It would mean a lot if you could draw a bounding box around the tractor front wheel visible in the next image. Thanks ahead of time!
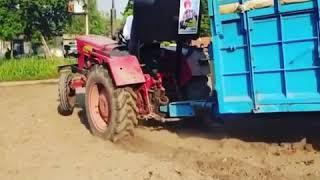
[85,65,138,142]
[58,70,76,116]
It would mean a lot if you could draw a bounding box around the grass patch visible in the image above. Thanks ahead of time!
[0,57,75,82]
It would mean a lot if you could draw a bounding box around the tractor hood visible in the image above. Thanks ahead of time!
[76,35,118,50]
[76,35,125,57]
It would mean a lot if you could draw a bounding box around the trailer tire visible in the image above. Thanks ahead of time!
[58,70,76,116]
[85,65,138,142]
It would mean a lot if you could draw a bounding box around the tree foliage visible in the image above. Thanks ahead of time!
[65,0,109,35]
[0,0,25,40]
[0,0,109,42]
[88,0,109,35]
[0,0,69,42]
[122,0,133,18]
[199,0,211,37]
[22,0,70,42]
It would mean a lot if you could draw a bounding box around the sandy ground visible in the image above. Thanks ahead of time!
[0,84,320,180]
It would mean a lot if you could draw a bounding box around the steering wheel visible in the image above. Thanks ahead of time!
[118,31,129,46]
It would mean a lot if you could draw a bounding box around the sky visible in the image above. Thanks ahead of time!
[97,0,129,17]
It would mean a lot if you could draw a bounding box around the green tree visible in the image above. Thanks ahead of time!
[0,0,25,58]
[65,0,109,35]
[200,0,211,37]
[0,0,70,58]
[122,0,133,18]
[20,0,70,42]
[0,0,25,41]
[88,0,109,35]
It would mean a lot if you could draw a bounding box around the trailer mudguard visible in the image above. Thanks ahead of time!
[107,55,146,87]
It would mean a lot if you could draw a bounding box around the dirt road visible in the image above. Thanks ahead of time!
[1,84,320,180]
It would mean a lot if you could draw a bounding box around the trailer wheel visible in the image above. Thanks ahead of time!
[85,65,138,142]
[58,70,76,116]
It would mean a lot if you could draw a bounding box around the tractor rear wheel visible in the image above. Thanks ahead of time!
[85,65,138,142]
[58,69,76,116]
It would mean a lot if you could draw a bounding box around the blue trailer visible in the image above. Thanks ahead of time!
[163,0,320,117]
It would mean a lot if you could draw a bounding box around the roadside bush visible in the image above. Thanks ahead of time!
[0,57,75,82]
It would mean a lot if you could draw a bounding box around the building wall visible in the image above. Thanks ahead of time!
[0,40,11,58]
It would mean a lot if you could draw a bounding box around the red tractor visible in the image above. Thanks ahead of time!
[58,0,211,142]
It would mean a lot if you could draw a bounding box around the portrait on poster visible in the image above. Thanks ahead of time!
[178,0,200,35]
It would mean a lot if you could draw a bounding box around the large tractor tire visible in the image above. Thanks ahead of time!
[58,69,76,116]
[85,65,138,142]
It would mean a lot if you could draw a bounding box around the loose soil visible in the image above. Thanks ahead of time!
[0,84,320,180]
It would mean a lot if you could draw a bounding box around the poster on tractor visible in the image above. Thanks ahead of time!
[178,0,201,35]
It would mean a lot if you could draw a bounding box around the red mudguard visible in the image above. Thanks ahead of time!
[107,55,145,87]
[76,35,145,87]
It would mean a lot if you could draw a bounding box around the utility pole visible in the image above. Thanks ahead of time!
[85,0,89,35]
[110,0,116,37]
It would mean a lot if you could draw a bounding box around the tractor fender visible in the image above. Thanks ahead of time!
[107,55,145,87]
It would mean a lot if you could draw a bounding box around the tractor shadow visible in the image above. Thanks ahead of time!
[75,92,91,131]
[73,90,320,151]
[78,109,91,131]
[56,90,90,131]
[141,113,320,151]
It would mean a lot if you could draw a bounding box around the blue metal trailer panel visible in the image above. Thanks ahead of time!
[208,0,320,114]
